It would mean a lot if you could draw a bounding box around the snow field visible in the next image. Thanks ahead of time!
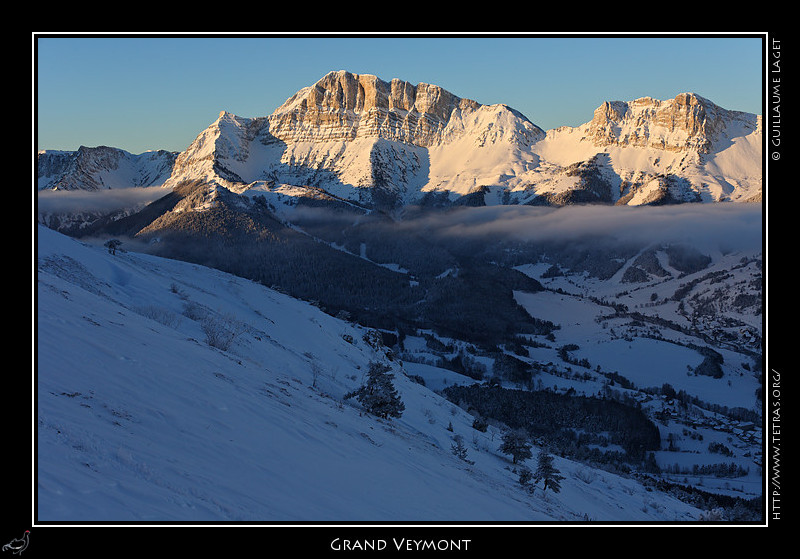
[36,225,703,522]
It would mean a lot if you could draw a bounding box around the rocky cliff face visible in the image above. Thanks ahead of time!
[163,71,548,208]
[586,93,760,154]
[267,70,486,146]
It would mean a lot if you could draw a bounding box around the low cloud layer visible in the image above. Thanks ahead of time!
[37,186,169,215]
[412,203,763,252]
[37,184,763,257]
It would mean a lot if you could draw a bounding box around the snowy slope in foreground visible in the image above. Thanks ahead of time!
[36,225,702,522]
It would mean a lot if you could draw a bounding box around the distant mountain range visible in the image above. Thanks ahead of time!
[37,70,762,218]
[37,145,177,191]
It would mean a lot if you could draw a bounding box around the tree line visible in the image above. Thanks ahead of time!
[443,383,662,470]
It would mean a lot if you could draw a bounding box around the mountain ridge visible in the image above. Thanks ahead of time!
[37,146,177,191]
[37,70,762,213]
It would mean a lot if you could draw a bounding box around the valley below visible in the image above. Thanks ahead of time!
[36,196,764,523]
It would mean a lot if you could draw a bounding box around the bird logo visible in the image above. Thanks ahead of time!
[2,531,29,555]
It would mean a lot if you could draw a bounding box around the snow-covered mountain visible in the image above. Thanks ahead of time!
[159,70,545,210]
[36,147,179,235]
[36,224,707,522]
[160,71,761,210]
[37,146,177,191]
[37,70,762,216]
[530,94,762,205]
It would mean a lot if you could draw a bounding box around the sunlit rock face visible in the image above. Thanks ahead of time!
[586,93,760,154]
[163,71,548,207]
[266,70,490,146]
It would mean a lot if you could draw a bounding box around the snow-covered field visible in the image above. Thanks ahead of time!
[36,225,709,524]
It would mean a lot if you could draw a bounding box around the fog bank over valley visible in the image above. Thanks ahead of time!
[37,186,168,215]
[294,202,763,255]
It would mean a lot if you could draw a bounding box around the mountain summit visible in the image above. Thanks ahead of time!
[269,70,501,145]
[585,93,758,154]
[163,70,547,208]
[38,71,762,211]
[531,92,762,205]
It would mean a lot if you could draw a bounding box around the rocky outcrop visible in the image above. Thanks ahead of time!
[586,93,756,154]
[266,70,488,146]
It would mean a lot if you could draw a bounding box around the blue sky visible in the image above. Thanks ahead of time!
[35,34,764,154]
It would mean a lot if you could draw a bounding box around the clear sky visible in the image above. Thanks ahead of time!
[35,33,765,155]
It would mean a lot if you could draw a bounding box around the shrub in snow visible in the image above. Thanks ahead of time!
[518,465,534,492]
[201,314,244,351]
[451,434,473,464]
[135,305,181,329]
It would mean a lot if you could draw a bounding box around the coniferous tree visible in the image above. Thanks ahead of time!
[518,465,534,492]
[499,429,533,464]
[451,435,472,463]
[344,361,405,419]
[535,450,565,493]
